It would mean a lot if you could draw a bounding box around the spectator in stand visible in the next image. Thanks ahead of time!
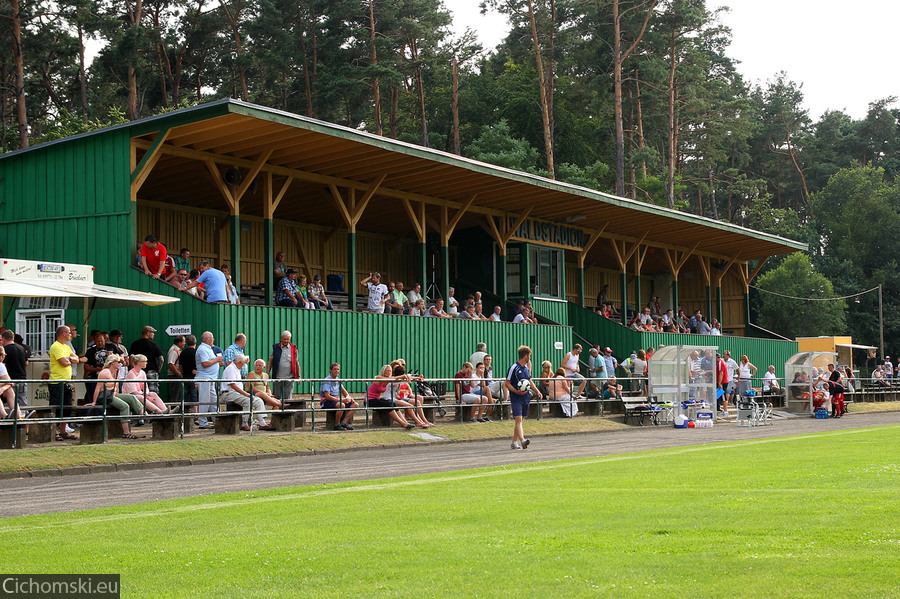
[0,346,22,419]
[319,362,358,430]
[220,354,272,431]
[195,331,223,429]
[455,361,491,422]
[536,360,553,399]
[473,302,488,320]
[469,342,488,369]
[884,356,893,382]
[139,235,169,280]
[426,299,451,318]
[170,268,189,290]
[446,287,459,316]
[109,330,128,356]
[162,255,179,284]
[0,330,28,412]
[273,251,287,287]
[386,362,433,427]
[601,377,623,400]
[510,300,525,321]
[406,282,423,307]
[549,368,578,417]
[297,274,315,308]
[174,248,191,274]
[247,358,284,409]
[602,347,618,382]
[505,345,542,450]
[83,331,117,406]
[482,354,506,401]
[597,284,609,309]
[763,365,780,394]
[587,347,607,395]
[696,315,711,335]
[491,305,503,321]
[178,335,198,411]
[308,274,334,310]
[184,261,228,303]
[49,326,81,440]
[842,366,855,392]
[275,269,303,307]
[383,281,404,315]
[123,354,169,414]
[220,264,240,305]
[561,343,587,398]
[471,362,496,421]
[688,350,703,400]
[166,335,185,405]
[709,318,722,335]
[688,310,702,333]
[457,304,479,320]
[87,354,145,439]
[513,307,535,324]
[360,272,388,313]
[736,355,758,398]
[394,282,411,314]
[267,331,300,404]
[183,269,205,299]
[410,299,426,316]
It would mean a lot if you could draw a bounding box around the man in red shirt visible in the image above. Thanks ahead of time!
[716,352,730,416]
[140,235,168,280]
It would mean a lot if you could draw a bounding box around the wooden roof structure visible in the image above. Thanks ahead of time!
[25,99,807,280]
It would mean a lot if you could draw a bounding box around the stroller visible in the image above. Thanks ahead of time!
[410,370,447,418]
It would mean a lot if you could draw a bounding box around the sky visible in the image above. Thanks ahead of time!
[443,0,900,121]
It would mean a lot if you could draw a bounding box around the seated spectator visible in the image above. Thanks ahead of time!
[473,301,487,320]
[457,304,478,320]
[386,362,433,427]
[409,298,426,316]
[221,354,272,431]
[383,281,404,315]
[426,299,451,318]
[367,364,428,428]
[491,305,503,321]
[471,362,495,421]
[247,359,284,409]
[122,354,168,414]
[842,366,855,392]
[482,354,507,401]
[276,269,305,307]
[394,282,411,313]
[184,269,205,299]
[549,368,578,417]
[225,273,240,305]
[139,234,168,280]
[0,346,22,419]
[513,307,535,324]
[695,315,711,335]
[296,274,316,309]
[601,377,623,400]
[710,319,723,335]
[454,361,490,422]
[174,248,191,273]
[360,272,388,313]
[87,354,144,438]
[464,294,476,309]
[307,274,334,310]
[510,300,525,321]
[170,267,189,290]
[873,365,889,387]
[561,343,587,398]
[763,365,780,393]
[537,360,553,398]
[406,282,423,307]
[162,255,178,283]
[320,362,358,430]
[446,287,460,316]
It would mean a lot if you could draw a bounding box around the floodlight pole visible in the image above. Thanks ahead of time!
[879,283,884,361]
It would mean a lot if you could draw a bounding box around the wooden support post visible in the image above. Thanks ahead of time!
[230,214,241,289]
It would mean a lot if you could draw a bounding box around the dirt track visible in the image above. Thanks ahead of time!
[2,411,898,518]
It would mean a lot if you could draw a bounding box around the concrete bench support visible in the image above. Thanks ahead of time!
[0,423,26,449]
[270,412,295,432]
[214,413,241,434]
[27,422,53,444]
[153,417,177,440]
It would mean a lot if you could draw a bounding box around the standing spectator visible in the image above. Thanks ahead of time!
[504,345,543,450]
[129,326,164,393]
[223,333,249,378]
[273,251,287,288]
[360,272,388,313]
[167,335,185,405]
[587,347,606,395]
[320,362,358,431]
[83,331,116,406]
[0,330,28,411]
[561,343,587,398]
[383,281,404,314]
[470,342,488,369]
[275,269,304,307]
[108,330,127,357]
[446,287,459,316]
[63,324,86,380]
[723,350,738,407]
[406,282,423,307]
[482,354,506,401]
[688,350,703,400]
[184,261,228,303]
[178,335,198,410]
[223,270,240,305]
[716,352,730,416]
[884,356,893,383]
[596,284,609,308]
[195,331,223,429]
[140,235,168,280]
[220,354,272,431]
[602,347,618,382]
[736,355,758,398]
[174,248,191,274]
[395,282,411,313]
[308,274,334,310]
[688,310,702,333]
[267,331,300,404]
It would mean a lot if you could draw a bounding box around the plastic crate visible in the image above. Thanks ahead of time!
[815,407,829,419]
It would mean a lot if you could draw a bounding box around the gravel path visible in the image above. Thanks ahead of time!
[2,411,898,518]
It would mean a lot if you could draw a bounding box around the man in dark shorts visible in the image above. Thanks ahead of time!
[0,330,28,410]
[319,362,358,431]
[178,335,199,410]
[504,345,543,450]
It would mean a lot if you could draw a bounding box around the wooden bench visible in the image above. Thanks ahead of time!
[622,396,654,426]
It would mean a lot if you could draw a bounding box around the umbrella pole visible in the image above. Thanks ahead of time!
[82,297,98,354]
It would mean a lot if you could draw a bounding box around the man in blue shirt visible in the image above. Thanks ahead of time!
[185,261,228,303]
[195,331,224,429]
[504,345,543,450]
[223,333,249,377]
[319,362,358,431]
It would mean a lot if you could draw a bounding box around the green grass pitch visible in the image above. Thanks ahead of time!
[3,425,898,598]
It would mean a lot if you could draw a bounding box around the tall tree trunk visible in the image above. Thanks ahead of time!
[369,0,381,135]
[526,0,554,178]
[627,86,636,198]
[124,0,144,120]
[10,0,29,148]
[219,0,248,101]
[709,165,718,220]
[666,27,677,209]
[389,86,399,138]
[77,20,88,121]
[407,37,428,146]
[612,0,655,196]
[635,68,647,179]
[452,57,460,155]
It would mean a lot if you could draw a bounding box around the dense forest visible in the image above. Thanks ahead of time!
[2,0,900,351]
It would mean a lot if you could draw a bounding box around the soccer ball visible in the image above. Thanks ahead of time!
[517,379,531,392]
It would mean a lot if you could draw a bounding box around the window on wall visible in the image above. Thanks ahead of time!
[506,246,521,296]
[15,309,65,355]
[529,246,562,297]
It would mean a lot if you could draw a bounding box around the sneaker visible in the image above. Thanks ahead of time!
[511,441,522,450]
[65,425,75,434]
[334,425,344,431]
[480,417,492,423]
[522,438,530,449]
[468,418,479,423]
[341,422,354,431]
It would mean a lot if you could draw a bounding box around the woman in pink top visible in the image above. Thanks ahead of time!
[366,364,428,428]
[123,354,168,414]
